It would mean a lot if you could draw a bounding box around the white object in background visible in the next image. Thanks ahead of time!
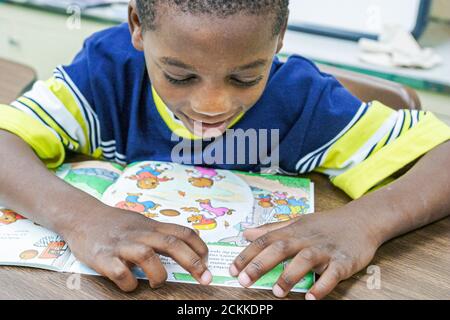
[288,0,424,37]
[358,25,442,69]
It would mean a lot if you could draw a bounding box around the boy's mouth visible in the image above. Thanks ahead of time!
[179,112,239,138]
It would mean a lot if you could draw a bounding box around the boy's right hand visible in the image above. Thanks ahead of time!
[61,206,211,291]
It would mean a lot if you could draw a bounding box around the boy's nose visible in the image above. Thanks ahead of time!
[191,88,234,117]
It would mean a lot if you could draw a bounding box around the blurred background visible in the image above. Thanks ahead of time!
[0,0,449,123]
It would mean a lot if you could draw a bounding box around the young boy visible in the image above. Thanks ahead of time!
[0,0,449,300]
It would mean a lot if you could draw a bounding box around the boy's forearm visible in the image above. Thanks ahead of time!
[344,141,450,247]
[0,130,106,236]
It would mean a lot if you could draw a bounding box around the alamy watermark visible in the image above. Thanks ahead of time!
[366,265,382,290]
[170,125,280,171]
[66,273,82,290]
[66,5,82,30]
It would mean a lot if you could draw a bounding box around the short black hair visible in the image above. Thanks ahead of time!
[136,0,290,36]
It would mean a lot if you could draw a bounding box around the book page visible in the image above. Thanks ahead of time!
[0,208,71,271]
[0,161,124,272]
[100,163,314,292]
[101,161,255,244]
[54,161,124,200]
[1,160,315,292]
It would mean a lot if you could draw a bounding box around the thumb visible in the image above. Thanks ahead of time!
[243,218,300,241]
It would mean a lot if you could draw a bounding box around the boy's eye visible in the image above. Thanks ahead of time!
[164,73,197,85]
[229,76,264,88]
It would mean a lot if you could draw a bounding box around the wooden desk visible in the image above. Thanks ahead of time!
[0,58,36,103]
[0,173,449,300]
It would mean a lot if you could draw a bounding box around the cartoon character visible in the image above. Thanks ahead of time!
[187,214,217,230]
[196,199,235,218]
[271,199,293,221]
[186,167,225,188]
[127,163,173,189]
[287,197,309,215]
[257,194,273,208]
[34,236,67,259]
[115,193,160,217]
[0,209,26,225]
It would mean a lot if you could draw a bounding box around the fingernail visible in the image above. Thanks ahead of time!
[238,272,252,287]
[272,284,286,298]
[200,270,212,285]
[229,264,239,277]
[305,292,316,300]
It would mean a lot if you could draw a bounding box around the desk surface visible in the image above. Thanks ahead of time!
[1,173,449,300]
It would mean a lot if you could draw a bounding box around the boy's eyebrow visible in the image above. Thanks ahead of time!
[160,57,197,71]
[159,57,268,72]
[231,59,268,72]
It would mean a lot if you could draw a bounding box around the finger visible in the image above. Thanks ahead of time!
[313,263,329,275]
[306,262,348,300]
[138,233,212,285]
[156,223,209,262]
[94,256,138,292]
[243,218,300,241]
[231,231,294,277]
[236,240,297,288]
[118,244,167,289]
[272,248,329,298]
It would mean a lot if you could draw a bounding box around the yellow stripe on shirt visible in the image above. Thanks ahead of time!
[332,112,450,199]
[45,78,91,154]
[0,104,65,168]
[16,96,79,151]
[317,101,394,172]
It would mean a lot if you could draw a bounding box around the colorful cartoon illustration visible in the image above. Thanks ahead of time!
[160,209,181,217]
[181,207,201,213]
[196,199,235,218]
[57,163,122,198]
[115,193,161,217]
[0,209,26,225]
[19,249,39,260]
[257,194,274,208]
[252,190,310,222]
[186,167,225,188]
[127,163,173,189]
[187,214,217,230]
[288,197,309,214]
[178,190,186,197]
[34,236,67,259]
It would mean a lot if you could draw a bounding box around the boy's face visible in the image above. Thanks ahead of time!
[129,2,286,138]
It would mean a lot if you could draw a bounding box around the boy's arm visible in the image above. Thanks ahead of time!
[0,130,211,290]
[231,141,450,300]
[233,140,450,299]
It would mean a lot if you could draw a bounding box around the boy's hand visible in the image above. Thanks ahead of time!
[229,210,378,300]
[62,207,211,292]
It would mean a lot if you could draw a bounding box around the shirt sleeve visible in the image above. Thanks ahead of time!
[0,68,102,168]
[300,101,450,199]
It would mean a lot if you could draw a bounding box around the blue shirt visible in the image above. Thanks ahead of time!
[2,23,449,199]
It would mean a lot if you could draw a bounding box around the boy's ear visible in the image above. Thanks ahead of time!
[128,0,144,51]
[276,15,289,54]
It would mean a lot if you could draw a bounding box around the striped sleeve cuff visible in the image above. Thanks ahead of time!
[331,109,450,199]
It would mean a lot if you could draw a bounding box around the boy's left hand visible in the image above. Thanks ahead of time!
[229,210,379,300]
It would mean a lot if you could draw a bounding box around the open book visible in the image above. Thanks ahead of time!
[0,160,314,292]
